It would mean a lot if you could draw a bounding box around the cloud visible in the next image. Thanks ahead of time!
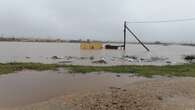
[0,0,195,42]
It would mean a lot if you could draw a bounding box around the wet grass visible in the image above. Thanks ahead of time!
[0,63,59,75]
[0,63,195,77]
[67,64,195,77]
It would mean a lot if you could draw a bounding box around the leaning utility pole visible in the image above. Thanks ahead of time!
[123,21,150,52]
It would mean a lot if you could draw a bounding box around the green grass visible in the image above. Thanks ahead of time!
[0,62,59,75]
[0,62,195,77]
[66,64,195,77]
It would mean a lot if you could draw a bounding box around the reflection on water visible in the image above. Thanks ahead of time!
[0,42,194,65]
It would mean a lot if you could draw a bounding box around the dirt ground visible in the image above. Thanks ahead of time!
[8,77,195,110]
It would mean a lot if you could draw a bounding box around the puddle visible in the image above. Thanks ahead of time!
[0,70,146,108]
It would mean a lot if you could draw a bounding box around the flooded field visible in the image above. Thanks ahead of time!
[0,42,194,65]
[0,42,195,110]
[0,69,146,109]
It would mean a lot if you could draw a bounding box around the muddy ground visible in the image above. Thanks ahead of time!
[8,77,195,110]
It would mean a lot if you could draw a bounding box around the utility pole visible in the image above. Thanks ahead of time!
[123,21,127,50]
[124,21,150,52]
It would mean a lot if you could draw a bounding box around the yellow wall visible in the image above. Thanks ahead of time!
[80,42,103,49]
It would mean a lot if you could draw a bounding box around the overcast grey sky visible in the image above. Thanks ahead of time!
[0,0,195,42]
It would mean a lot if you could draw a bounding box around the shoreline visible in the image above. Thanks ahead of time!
[0,62,195,77]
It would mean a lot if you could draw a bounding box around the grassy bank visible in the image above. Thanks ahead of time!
[0,63,59,75]
[0,63,195,77]
[69,64,195,77]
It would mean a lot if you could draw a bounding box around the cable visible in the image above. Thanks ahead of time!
[126,18,195,23]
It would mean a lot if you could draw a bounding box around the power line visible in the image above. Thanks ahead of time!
[127,18,195,23]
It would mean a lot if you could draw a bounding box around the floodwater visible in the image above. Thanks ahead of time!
[0,42,195,65]
[0,69,146,108]
[0,42,194,109]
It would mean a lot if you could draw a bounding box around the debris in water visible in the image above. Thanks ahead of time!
[127,58,135,62]
[105,44,122,50]
[89,56,94,60]
[92,58,107,64]
[123,55,138,60]
[116,75,121,77]
[51,56,63,60]
[65,56,78,60]
[184,55,195,63]
[150,57,168,62]
[25,57,31,59]
[80,57,88,60]
[58,61,72,64]
[122,55,139,62]
[166,61,172,64]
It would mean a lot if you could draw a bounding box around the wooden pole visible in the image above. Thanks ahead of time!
[125,25,150,52]
[123,21,127,50]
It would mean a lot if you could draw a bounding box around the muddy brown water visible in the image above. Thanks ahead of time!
[0,69,146,109]
[0,42,195,65]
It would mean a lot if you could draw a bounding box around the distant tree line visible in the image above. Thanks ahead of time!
[0,37,66,43]
[0,37,194,46]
